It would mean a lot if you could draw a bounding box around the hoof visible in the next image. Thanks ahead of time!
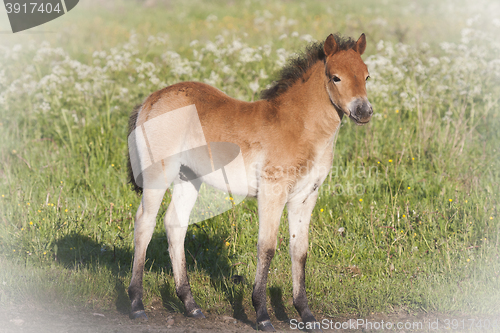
[187,308,206,319]
[257,320,276,332]
[129,310,148,320]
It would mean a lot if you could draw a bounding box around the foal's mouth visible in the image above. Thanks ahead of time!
[349,113,371,125]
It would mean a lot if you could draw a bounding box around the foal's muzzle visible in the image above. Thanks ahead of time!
[348,98,373,125]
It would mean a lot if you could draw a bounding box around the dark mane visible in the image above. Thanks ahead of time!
[260,34,357,100]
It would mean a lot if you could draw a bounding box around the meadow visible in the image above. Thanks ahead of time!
[0,0,499,324]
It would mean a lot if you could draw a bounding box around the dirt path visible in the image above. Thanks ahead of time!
[1,303,499,332]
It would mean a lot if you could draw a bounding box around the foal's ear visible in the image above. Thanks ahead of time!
[353,33,367,55]
[324,34,338,57]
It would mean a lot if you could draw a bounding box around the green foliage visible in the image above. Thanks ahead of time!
[0,0,499,318]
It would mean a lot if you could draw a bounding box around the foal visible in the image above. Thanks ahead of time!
[127,33,372,331]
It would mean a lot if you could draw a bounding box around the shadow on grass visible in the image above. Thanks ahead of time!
[54,225,255,324]
[269,287,290,323]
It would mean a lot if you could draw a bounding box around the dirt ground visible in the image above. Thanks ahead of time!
[1,302,499,333]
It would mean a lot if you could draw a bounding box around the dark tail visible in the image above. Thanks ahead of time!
[127,104,143,194]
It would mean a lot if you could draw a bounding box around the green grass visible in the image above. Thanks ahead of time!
[1,0,500,320]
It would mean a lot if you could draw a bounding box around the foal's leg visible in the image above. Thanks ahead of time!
[287,191,321,331]
[165,180,205,318]
[129,162,178,319]
[252,182,288,332]
[128,187,167,319]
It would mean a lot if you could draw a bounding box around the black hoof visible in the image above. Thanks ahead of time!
[129,310,148,320]
[257,320,276,332]
[187,308,206,319]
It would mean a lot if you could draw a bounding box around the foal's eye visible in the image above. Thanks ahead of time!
[332,75,341,83]
[366,76,370,81]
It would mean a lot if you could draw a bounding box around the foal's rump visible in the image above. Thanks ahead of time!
[127,83,250,225]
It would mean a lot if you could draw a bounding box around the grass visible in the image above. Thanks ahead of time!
[1,0,500,321]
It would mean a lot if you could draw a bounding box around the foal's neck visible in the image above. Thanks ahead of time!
[273,61,342,141]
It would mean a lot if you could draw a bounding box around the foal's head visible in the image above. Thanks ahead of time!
[324,34,373,125]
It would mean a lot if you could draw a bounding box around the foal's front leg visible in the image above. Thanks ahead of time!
[288,190,321,331]
[252,181,288,332]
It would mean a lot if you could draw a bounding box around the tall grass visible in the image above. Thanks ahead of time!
[0,0,499,319]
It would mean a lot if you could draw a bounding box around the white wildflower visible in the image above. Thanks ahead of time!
[204,71,220,86]
[249,80,260,93]
[300,34,314,43]
[206,14,218,22]
[259,69,268,79]
[276,48,288,67]
[376,40,384,51]
[428,57,439,67]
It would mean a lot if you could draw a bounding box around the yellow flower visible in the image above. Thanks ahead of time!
[377,161,380,164]
[407,187,411,190]
[320,208,324,212]
[489,217,493,220]
[388,159,393,163]
[466,258,470,262]
[414,233,416,237]
[13,249,15,252]
[359,199,363,202]
[399,127,402,130]
[465,200,468,203]
[111,164,114,167]
[402,214,406,218]
[21,228,24,231]
[29,221,33,225]
[225,242,230,247]
[43,251,46,255]
[449,199,453,202]
[27,202,30,205]
[12,149,16,154]
[1,195,4,197]
[38,210,41,213]
[395,109,399,113]
[412,157,415,160]
[65,209,68,212]
[232,223,235,226]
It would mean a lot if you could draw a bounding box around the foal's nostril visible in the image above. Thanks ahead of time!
[349,99,372,121]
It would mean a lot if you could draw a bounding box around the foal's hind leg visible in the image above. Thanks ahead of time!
[128,162,178,319]
[287,191,321,332]
[164,180,205,318]
[128,187,167,319]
